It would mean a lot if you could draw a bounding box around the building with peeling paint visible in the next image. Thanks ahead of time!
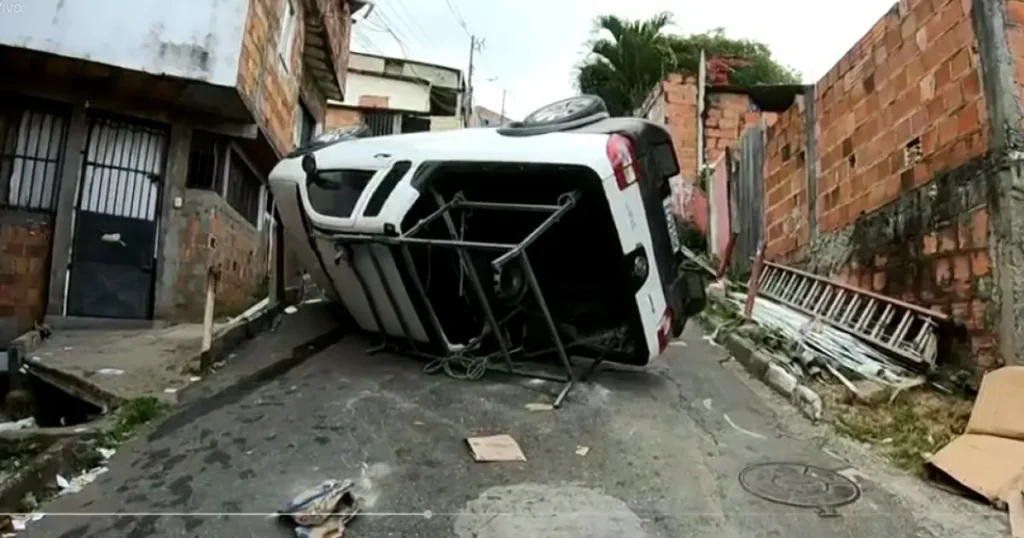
[0,0,366,347]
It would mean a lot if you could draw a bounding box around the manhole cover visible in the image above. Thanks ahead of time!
[738,463,861,515]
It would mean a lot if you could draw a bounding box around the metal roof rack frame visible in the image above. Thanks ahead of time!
[311,188,618,408]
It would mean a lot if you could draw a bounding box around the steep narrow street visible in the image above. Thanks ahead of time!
[22,320,1002,538]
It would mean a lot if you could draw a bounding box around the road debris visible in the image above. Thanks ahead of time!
[724,291,923,390]
[466,434,526,462]
[95,368,123,376]
[525,403,554,411]
[575,445,590,456]
[279,479,360,538]
[56,466,109,495]
[285,305,299,315]
[0,417,35,432]
[929,366,1024,534]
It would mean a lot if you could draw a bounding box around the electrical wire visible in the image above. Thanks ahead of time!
[443,0,471,36]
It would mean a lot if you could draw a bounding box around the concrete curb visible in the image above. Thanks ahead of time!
[14,302,286,411]
[699,316,824,421]
[152,325,348,440]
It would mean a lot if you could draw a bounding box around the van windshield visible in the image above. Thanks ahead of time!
[306,169,374,218]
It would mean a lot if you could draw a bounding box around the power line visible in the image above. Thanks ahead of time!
[375,3,433,56]
[444,0,471,36]
[387,0,436,51]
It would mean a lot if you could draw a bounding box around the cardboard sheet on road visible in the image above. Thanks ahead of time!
[929,366,1024,536]
[466,435,526,462]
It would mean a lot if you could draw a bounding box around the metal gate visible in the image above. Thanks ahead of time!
[65,114,168,319]
[728,123,765,276]
[0,96,70,345]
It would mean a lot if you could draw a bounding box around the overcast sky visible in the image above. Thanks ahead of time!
[352,0,897,120]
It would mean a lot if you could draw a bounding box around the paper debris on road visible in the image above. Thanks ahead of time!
[929,366,1024,534]
[10,513,44,531]
[466,434,526,462]
[279,479,359,538]
[56,467,109,495]
[575,445,590,457]
[525,402,554,411]
[95,368,123,375]
[285,305,299,314]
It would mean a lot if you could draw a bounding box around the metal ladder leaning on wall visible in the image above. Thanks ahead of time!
[755,261,947,368]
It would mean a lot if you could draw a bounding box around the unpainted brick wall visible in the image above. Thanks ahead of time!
[703,92,769,167]
[760,0,996,373]
[661,74,700,183]
[814,0,985,234]
[0,212,51,339]
[236,0,351,155]
[172,190,270,322]
[763,100,809,259]
[324,107,362,129]
[659,76,778,182]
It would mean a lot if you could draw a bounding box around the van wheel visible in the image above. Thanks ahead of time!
[523,95,608,126]
[498,95,610,137]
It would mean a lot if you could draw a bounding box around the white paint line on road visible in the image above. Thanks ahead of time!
[702,398,713,410]
[723,414,767,440]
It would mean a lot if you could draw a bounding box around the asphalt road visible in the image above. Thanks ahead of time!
[23,317,1005,538]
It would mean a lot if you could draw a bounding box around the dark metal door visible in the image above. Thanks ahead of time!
[729,123,765,276]
[66,115,168,319]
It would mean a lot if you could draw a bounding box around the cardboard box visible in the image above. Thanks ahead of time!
[929,366,1024,536]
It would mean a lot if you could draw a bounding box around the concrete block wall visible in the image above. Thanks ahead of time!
[171,189,270,322]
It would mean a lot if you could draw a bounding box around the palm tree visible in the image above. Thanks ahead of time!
[575,13,679,117]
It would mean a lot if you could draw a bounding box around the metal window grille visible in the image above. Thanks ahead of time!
[0,101,70,212]
[186,131,227,191]
[225,151,261,226]
[78,116,166,221]
[364,112,396,137]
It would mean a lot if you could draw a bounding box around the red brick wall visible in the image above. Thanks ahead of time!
[325,107,362,129]
[704,92,771,167]
[763,101,809,260]
[0,212,51,338]
[661,75,700,183]
[237,0,352,155]
[814,0,985,233]
[760,0,996,374]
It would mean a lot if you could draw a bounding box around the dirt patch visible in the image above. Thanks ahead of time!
[817,382,972,473]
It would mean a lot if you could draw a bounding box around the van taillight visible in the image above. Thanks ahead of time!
[657,307,673,353]
[606,134,640,190]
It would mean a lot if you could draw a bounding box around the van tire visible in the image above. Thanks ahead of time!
[497,95,609,137]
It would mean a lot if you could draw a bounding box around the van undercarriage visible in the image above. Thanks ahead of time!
[314,162,648,406]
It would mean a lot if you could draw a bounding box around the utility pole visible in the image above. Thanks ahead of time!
[466,35,483,127]
[499,89,506,125]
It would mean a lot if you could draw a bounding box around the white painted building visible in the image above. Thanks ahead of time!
[326,51,464,135]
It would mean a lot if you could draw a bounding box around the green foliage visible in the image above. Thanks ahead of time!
[575,16,801,117]
[96,397,169,448]
[670,28,801,87]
